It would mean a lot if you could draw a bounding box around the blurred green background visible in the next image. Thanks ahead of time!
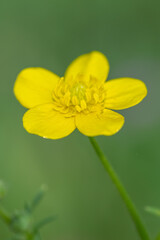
[0,0,160,239]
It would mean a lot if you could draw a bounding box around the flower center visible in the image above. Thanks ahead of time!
[71,83,86,101]
[52,76,106,115]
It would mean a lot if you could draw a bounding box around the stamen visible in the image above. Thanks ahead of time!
[99,93,105,102]
[52,91,59,102]
[80,100,87,110]
[72,96,78,105]
[85,91,91,102]
[56,85,63,97]
[75,105,81,112]
[63,91,71,106]
[93,93,99,103]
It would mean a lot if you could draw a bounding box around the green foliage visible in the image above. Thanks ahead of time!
[0,184,56,240]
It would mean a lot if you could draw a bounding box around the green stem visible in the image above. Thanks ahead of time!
[89,137,150,240]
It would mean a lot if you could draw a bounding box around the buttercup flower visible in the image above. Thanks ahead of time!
[14,51,147,139]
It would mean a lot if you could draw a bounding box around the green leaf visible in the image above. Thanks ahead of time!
[26,185,48,213]
[34,215,57,232]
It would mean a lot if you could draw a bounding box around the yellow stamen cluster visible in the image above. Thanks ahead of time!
[52,76,107,116]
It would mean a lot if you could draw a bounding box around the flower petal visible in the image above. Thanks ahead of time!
[23,104,76,139]
[14,68,60,108]
[65,51,109,84]
[76,109,124,136]
[104,78,147,110]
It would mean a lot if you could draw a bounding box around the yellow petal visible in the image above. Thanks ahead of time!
[65,51,109,84]
[105,78,147,110]
[23,104,76,139]
[76,109,124,136]
[14,68,60,108]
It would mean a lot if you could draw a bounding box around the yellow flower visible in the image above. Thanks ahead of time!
[14,51,147,139]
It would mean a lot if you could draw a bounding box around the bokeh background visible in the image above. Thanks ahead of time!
[0,0,160,239]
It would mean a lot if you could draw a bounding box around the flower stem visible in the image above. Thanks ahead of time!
[89,137,150,240]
